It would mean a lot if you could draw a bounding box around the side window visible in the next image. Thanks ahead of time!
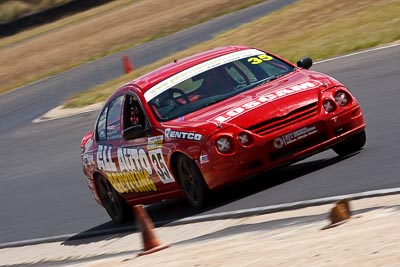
[106,96,124,140]
[124,94,149,131]
[96,106,108,141]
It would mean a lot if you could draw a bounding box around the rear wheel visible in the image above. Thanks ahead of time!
[176,155,209,209]
[95,175,132,224]
[332,130,366,157]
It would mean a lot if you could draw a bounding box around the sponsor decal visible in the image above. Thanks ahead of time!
[283,126,318,144]
[144,49,265,101]
[273,126,318,149]
[147,135,163,150]
[199,154,209,164]
[165,128,202,141]
[97,145,117,172]
[147,148,175,184]
[108,169,156,194]
[247,54,273,64]
[96,144,175,194]
[211,80,322,123]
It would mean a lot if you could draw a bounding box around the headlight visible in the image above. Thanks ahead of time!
[323,99,336,112]
[216,136,232,153]
[238,132,253,146]
[334,91,350,107]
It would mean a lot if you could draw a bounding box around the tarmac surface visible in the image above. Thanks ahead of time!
[1,194,399,267]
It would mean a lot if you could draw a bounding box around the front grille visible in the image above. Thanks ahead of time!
[247,102,318,136]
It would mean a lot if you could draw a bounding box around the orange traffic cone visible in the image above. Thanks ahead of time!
[122,55,133,74]
[322,199,351,230]
[134,205,170,256]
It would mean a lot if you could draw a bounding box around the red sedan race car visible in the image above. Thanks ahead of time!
[80,46,366,223]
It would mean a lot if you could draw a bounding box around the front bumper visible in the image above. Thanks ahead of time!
[200,105,365,189]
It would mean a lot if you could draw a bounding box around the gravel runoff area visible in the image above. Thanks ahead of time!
[1,194,399,266]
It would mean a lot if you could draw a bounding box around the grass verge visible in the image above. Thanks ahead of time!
[0,0,72,23]
[0,0,263,93]
[64,0,400,108]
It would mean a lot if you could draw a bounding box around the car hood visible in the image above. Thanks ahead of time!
[183,70,333,129]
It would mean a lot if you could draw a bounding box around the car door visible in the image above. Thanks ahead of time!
[118,93,179,201]
[94,95,125,193]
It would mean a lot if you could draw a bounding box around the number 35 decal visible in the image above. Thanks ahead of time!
[248,54,273,64]
[148,148,175,184]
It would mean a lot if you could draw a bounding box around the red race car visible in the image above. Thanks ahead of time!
[81,46,366,223]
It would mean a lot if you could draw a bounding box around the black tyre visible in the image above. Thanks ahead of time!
[332,130,366,157]
[176,155,209,209]
[95,175,132,224]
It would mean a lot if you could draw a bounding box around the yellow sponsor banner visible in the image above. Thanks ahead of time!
[108,169,157,194]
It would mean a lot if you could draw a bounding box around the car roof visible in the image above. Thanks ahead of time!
[118,45,253,96]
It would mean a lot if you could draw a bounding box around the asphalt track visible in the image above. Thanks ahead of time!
[1,1,400,247]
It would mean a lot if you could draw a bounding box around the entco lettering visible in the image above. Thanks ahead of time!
[212,81,321,123]
[165,128,202,141]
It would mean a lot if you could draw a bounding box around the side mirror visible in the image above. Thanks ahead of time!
[296,57,313,69]
[123,125,145,140]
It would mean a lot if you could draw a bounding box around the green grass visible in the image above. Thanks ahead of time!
[64,0,400,108]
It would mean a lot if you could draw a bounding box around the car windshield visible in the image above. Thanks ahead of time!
[147,50,294,121]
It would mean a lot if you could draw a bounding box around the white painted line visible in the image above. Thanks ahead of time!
[2,187,399,249]
[315,42,400,64]
[173,187,400,224]
[0,225,134,249]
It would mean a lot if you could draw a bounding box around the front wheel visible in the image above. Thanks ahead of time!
[95,175,133,224]
[176,155,209,209]
[332,130,366,157]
